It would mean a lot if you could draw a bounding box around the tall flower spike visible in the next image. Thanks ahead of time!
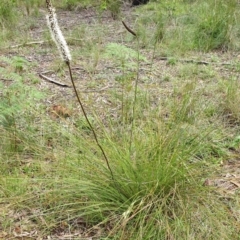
[46,5,71,63]
[45,0,114,180]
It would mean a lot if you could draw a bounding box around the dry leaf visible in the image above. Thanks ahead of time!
[49,105,71,118]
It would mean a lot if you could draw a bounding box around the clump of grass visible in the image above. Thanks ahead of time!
[4,71,236,238]
[62,0,82,11]
[0,0,17,29]
[219,77,240,125]
[134,0,240,54]
[99,0,122,19]
[169,81,198,124]
[193,0,237,51]
[13,105,238,239]
[60,0,115,11]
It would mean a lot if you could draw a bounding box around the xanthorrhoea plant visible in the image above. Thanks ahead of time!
[45,0,114,179]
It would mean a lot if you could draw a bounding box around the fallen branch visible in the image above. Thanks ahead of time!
[39,70,54,74]
[39,73,71,88]
[1,78,14,82]
[158,57,232,66]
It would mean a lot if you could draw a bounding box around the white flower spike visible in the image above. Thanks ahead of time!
[46,6,71,63]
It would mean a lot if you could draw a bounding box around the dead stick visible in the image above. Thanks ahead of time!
[39,73,71,88]
[158,57,232,66]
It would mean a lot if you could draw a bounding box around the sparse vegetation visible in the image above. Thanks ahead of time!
[1,0,240,239]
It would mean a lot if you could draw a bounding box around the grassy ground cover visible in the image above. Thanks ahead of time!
[1,0,240,239]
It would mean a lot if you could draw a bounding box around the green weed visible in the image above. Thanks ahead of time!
[0,56,45,155]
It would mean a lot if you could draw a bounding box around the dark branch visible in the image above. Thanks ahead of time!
[39,73,71,88]
[122,21,137,37]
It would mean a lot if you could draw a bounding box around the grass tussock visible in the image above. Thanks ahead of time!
[135,0,240,53]
[2,109,238,238]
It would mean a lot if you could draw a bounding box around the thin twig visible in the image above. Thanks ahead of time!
[66,61,114,180]
[39,73,71,88]
[122,21,137,36]
[8,41,48,49]
[129,39,140,163]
